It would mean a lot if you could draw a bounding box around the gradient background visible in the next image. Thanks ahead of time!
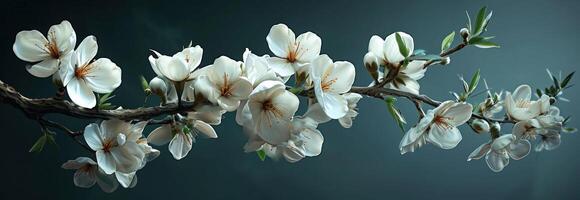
[1,0,579,199]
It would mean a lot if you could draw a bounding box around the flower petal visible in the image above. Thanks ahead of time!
[295,32,321,62]
[76,36,98,66]
[441,102,473,126]
[399,127,427,154]
[96,150,116,174]
[368,35,385,61]
[13,30,50,62]
[327,61,356,94]
[115,172,136,188]
[467,142,491,161]
[67,79,96,109]
[26,58,59,78]
[168,133,193,160]
[384,32,414,64]
[427,124,462,149]
[485,150,509,172]
[84,123,103,150]
[512,84,532,102]
[95,171,119,193]
[174,45,203,72]
[316,91,348,119]
[48,20,76,54]
[193,120,217,138]
[209,56,242,85]
[73,168,97,188]
[508,139,530,160]
[157,56,189,82]
[301,129,324,157]
[266,24,295,58]
[84,58,122,94]
[147,125,173,146]
[110,142,144,173]
[267,57,296,77]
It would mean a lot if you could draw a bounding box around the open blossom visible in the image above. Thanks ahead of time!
[248,80,299,145]
[266,24,321,76]
[61,157,118,193]
[13,20,76,78]
[147,116,217,160]
[505,84,550,121]
[338,93,362,128]
[149,46,203,82]
[310,55,356,119]
[371,60,427,95]
[467,134,530,172]
[83,119,146,176]
[194,56,253,111]
[400,101,472,154]
[61,36,122,108]
[367,32,414,65]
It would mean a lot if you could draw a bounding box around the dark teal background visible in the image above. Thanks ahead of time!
[1,0,579,199]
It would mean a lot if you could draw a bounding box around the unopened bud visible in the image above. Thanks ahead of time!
[52,73,63,88]
[295,69,308,87]
[363,52,380,82]
[149,77,167,98]
[471,119,490,133]
[490,122,501,138]
[460,28,470,39]
[440,57,451,65]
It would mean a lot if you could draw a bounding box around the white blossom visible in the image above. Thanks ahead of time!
[504,84,550,121]
[149,46,203,82]
[147,116,217,160]
[400,101,472,154]
[467,134,530,172]
[194,56,253,111]
[338,93,362,128]
[266,24,321,76]
[61,36,122,108]
[13,20,76,78]
[310,55,356,119]
[61,157,118,193]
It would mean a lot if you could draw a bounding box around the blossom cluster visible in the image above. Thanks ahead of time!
[11,14,575,193]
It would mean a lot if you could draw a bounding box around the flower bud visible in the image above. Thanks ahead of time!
[471,119,490,133]
[440,57,451,65]
[460,28,470,39]
[490,122,501,138]
[149,77,167,98]
[52,73,63,88]
[363,52,380,82]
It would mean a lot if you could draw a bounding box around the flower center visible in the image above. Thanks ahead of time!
[79,164,94,172]
[287,42,306,63]
[102,139,114,152]
[515,99,531,108]
[46,31,60,59]
[433,115,453,129]
[75,63,94,79]
[321,66,337,92]
[220,74,232,97]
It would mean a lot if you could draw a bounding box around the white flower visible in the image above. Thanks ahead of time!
[471,119,491,133]
[147,118,217,160]
[512,119,542,140]
[368,32,414,65]
[13,20,76,78]
[83,119,145,175]
[248,80,299,145]
[61,157,118,193]
[504,84,550,121]
[338,93,362,128]
[61,36,122,108]
[266,24,321,76]
[400,101,472,154]
[194,56,253,111]
[149,46,203,82]
[467,134,530,172]
[310,55,356,119]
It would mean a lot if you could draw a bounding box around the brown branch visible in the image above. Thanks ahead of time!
[0,80,196,122]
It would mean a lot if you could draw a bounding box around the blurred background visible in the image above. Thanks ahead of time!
[1,0,578,199]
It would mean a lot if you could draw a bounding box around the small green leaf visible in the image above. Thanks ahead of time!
[256,149,267,161]
[468,69,480,94]
[29,134,48,153]
[395,33,409,58]
[563,127,577,133]
[465,11,472,33]
[139,75,149,92]
[441,31,456,52]
[536,88,543,97]
[288,87,303,95]
[561,72,575,88]
[470,39,500,48]
[385,97,406,133]
[474,6,487,36]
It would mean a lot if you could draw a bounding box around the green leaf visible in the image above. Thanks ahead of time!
[536,88,543,97]
[563,127,578,133]
[474,6,487,36]
[468,69,480,94]
[441,31,456,52]
[552,75,560,89]
[408,54,443,62]
[470,39,500,48]
[385,97,406,132]
[256,149,267,161]
[288,87,303,95]
[29,134,48,153]
[395,33,409,58]
[561,71,575,88]
[466,11,472,33]
[139,75,149,92]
